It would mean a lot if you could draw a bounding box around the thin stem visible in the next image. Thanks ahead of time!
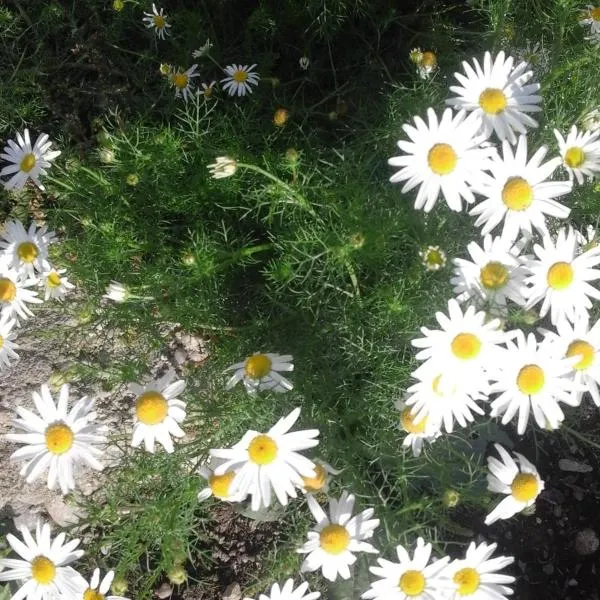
[562,425,600,452]
[216,242,274,270]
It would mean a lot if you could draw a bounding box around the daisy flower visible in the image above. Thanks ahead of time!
[485,443,544,525]
[0,312,20,370]
[142,4,171,39]
[210,407,319,510]
[130,371,186,453]
[0,219,55,277]
[0,267,42,323]
[6,384,106,494]
[420,246,446,271]
[469,135,572,242]
[488,330,581,434]
[446,50,542,144]
[582,107,600,132]
[299,459,342,495]
[103,280,129,302]
[554,125,600,184]
[579,5,600,34]
[417,51,437,79]
[201,81,216,98]
[388,107,496,213]
[81,569,130,600]
[0,129,61,190]
[208,156,237,179]
[225,352,294,394]
[42,268,75,301]
[170,64,199,101]
[298,491,379,582]
[192,39,213,58]
[243,579,320,600]
[0,520,87,599]
[451,234,529,310]
[196,457,247,503]
[362,537,450,600]
[440,541,515,599]
[221,64,260,97]
[524,227,600,326]
[394,398,441,456]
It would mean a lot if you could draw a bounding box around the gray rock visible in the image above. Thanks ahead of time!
[223,583,241,600]
[559,459,593,473]
[575,529,599,556]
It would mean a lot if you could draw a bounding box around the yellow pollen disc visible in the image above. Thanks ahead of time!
[153,14,166,28]
[517,364,545,395]
[502,177,533,211]
[564,146,585,168]
[453,567,480,595]
[546,261,574,290]
[135,391,169,425]
[45,423,74,455]
[424,248,445,267]
[172,73,188,89]
[401,408,427,434]
[0,278,17,303]
[209,471,236,498]
[20,153,37,173]
[421,51,437,67]
[47,271,62,288]
[511,472,539,502]
[30,556,56,584]
[427,143,458,175]
[451,333,482,360]
[399,570,426,596]
[244,354,272,379]
[0,335,4,349]
[319,524,350,555]
[479,87,507,115]
[248,434,278,465]
[273,109,289,127]
[302,463,328,492]
[592,7,600,20]
[566,339,595,370]
[232,70,249,83]
[83,589,105,600]
[480,261,509,290]
[17,241,39,264]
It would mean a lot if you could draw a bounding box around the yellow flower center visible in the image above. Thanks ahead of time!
[45,423,75,455]
[517,364,545,395]
[302,463,328,492]
[319,524,350,555]
[83,589,105,600]
[0,335,4,349]
[20,153,37,173]
[244,354,272,379]
[135,391,169,425]
[153,14,166,28]
[480,261,509,290]
[451,333,482,360]
[0,278,17,303]
[248,434,278,465]
[547,261,574,290]
[453,567,480,595]
[592,7,600,20]
[401,407,428,434]
[209,471,236,498]
[566,339,595,370]
[427,143,458,175]
[17,241,39,264]
[479,88,507,115]
[47,271,62,288]
[421,51,437,67]
[233,70,249,83]
[273,109,289,127]
[511,472,539,502]
[30,556,56,584]
[399,570,426,596]
[172,73,188,89]
[564,146,585,168]
[423,247,445,268]
[502,177,533,211]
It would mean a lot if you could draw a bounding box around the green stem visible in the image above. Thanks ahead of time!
[217,242,274,270]
[562,425,600,452]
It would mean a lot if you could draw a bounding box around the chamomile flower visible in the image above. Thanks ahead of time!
[142,4,171,39]
[298,491,379,582]
[451,234,529,309]
[201,81,216,98]
[225,352,294,394]
[130,371,187,453]
[170,64,199,101]
[0,267,42,323]
[196,457,247,503]
[488,330,580,434]
[409,48,424,65]
[299,459,342,494]
[42,268,75,301]
[81,569,130,600]
[192,39,213,58]
[0,312,19,370]
[0,520,87,600]
[210,407,319,510]
[446,50,542,144]
[221,64,260,97]
[420,246,446,271]
[243,579,320,600]
[0,129,61,191]
[485,444,544,525]
[469,135,572,242]
[362,537,450,600]
[208,156,237,179]
[394,398,441,456]
[389,107,496,213]
[582,107,600,132]
[440,541,515,599]
[103,281,129,303]
[6,384,106,494]
[524,227,600,326]
[579,5,600,34]
[417,51,438,79]
[0,219,55,277]
[554,125,600,184]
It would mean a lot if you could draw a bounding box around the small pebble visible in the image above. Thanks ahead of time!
[559,459,593,473]
[542,564,554,575]
[575,529,599,555]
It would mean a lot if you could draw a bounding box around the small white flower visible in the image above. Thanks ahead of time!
[579,5,600,34]
[42,268,75,301]
[419,245,446,271]
[0,267,42,323]
[299,459,342,494]
[554,125,600,184]
[243,579,320,600]
[394,398,441,457]
[81,569,130,600]
[103,280,129,303]
[0,219,55,277]
[225,352,294,394]
[208,156,237,179]
[196,457,247,503]
[192,39,213,58]
[221,64,260,97]
[170,64,200,101]
[582,107,600,132]
[142,4,171,39]
[299,56,310,70]
[0,312,20,371]
[201,81,216,98]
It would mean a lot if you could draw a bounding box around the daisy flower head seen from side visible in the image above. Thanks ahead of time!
[208,156,237,179]
[0,312,20,371]
[0,129,61,191]
[81,569,130,600]
[298,491,379,582]
[488,329,581,434]
[170,64,199,101]
[299,458,342,495]
[196,457,247,503]
[42,268,75,301]
[130,371,186,453]
[225,352,294,394]
[524,226,600,326]
[394,398,441,456]
[0,266,42,323]
[6,384,107,494]
[142,4,171,39]
[0,219,55,277]
[192,39,213,58]
[388,107,496,213]
[446,50,542,144]
[554,125,600,184]
[485,443,544,525]
[362,537,450,600]
[579,5,600,33]
[103,280,129,303]
[201,81,216,98]
[243,578,320,600]
[469,135,572,243]
[0,520,87,600]
[210,407,319,511]
[221,64,260,97]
